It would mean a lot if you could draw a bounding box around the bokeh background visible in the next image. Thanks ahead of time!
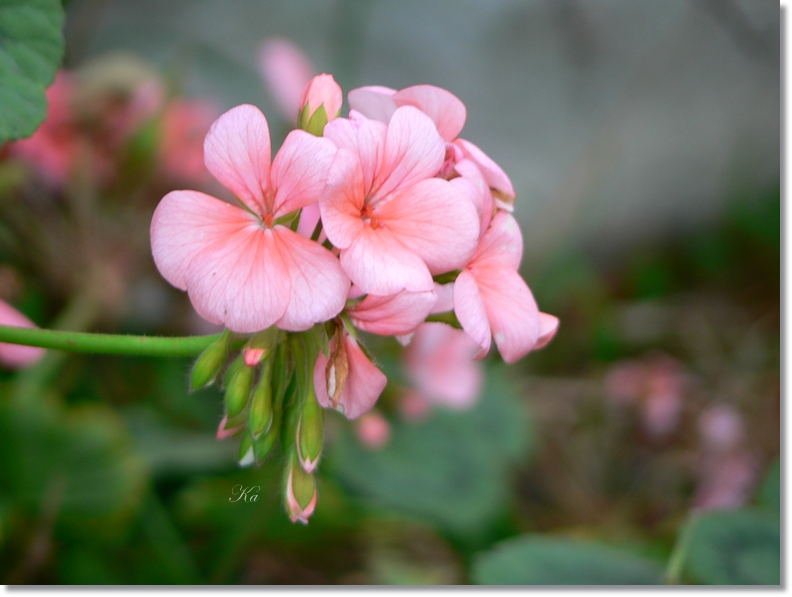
[0,0,780,585]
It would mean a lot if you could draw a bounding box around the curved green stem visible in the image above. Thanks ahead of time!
[0,324,228,357]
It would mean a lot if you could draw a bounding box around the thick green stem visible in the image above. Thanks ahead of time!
[0,325,228,357]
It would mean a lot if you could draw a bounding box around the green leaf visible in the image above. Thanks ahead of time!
[328,366,531,535]
[472,535,664,585]
[0,0,65,142]
[681,509,780,585]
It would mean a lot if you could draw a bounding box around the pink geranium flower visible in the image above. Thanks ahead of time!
[0,300,45,369]
[150,104,350,332]
[348,84,515,209]
[454,211,558,363]
[320,107,480,295]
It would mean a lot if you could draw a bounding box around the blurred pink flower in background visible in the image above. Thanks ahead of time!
[159,98,219,183]
[692,404,759,512]
[0,300,45,369]
[259,38,315,122]
[355,411,392,449]
[403,322,483,411]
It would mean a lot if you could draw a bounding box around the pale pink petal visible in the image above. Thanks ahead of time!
[347,86,398,124]
[0,300,45,368]
[475,268,541,363]
[453,270,491,357]
[349,289,437,336]
[272,227,350,331]
[314,333,388,419]
[454,138,515,202]
[151,190,256,290]
[370,106,445,201]
[375,178,479,274]
[203,104,271,214]
[404,322,483,409]
[319,148,366,249]
[271,129,337,217]
[452,158,493,235]
[183,225,291,333]
[431,282,455,314]
[533,313,559,350]
[324,112,387,194]
[259,38,314,121]
[300,74,343,121]
[340,226,434,295]
[470,211,523,272]
[393,85,467,142]
[296,202,321,238]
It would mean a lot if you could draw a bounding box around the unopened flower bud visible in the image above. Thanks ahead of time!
[296,388,324,473]
[284,451,317,524]
[244,347,265,366]
[238,432,255,467]
[224,356,254,418]
[249,357,274,439]
[190,329,231,391]
[298,74,342,136]
[216,413,245,439]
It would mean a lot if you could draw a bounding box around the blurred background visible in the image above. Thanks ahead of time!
[0,0,780,585]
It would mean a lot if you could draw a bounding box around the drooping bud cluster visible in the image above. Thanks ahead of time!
[150,73,559,523]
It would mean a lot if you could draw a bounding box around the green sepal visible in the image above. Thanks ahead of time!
[189,329,231,391]
[280,373,301,454]
[253,407,281,464]
[297,387,324,472]
[300,104,328,136]
[248,356,274,439]
[237,431,255,467]
[224,355,254,418]
[286,450,316,510]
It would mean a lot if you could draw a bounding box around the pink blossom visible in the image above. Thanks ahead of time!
[313,327,387,420]
[320,107,480,295]
[355,411,391,449]
[159,98,219,183]
[150,104,349,333]
[0,300,45,369]
[404,322,483,410]
[258,38,314,122]
[348,84,515,209]
[453,211,553,363]
[347,287,437,336]
[300,74,343,124]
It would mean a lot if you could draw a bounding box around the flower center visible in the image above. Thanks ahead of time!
[360,203,382,229]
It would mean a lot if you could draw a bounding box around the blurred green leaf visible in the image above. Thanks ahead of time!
[757,460,779,517]
[0,397,146,541]
[680,509,780,585]
[328,367,530,535]
[0,0,65,142]
[471,535,664,585]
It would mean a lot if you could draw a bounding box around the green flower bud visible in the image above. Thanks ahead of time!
[224,355,254,418]
[238,431,255,467]
[248,356,274,439]
[190,329,231,391]
[284,450,316,524]
[297,387,323,473]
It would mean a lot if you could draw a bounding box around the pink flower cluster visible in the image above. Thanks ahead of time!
[150,75,557,424]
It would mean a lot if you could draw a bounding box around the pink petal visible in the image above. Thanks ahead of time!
[340,226,434,295]
[452,158,493,235]
[184,225,291,333]
[470,210,523,272]
[271,129,337,218]
[375,178,479,274]
[314,333,388,420]
[349,289,437,336]
[203,104,271,214]
[475,267,541,363]
[151,190,254,290]
[534,313,559,350]
[324,112,387,195]
[431,282,455,314]
[0,300,45,368]
[319,148,366,249]
[258,38,314,122]
[404,322,483,410]
[370,106,445,201]
[296,202,321,238]
[454,138,515,202]
[393,84,467,142]
[453,270,491,357]
[271,227,350,331]
[347,86,398,124]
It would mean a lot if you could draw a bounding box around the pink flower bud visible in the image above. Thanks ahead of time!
[244,347,265,367]
[298,74,342,135]
[285,454,317,524]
